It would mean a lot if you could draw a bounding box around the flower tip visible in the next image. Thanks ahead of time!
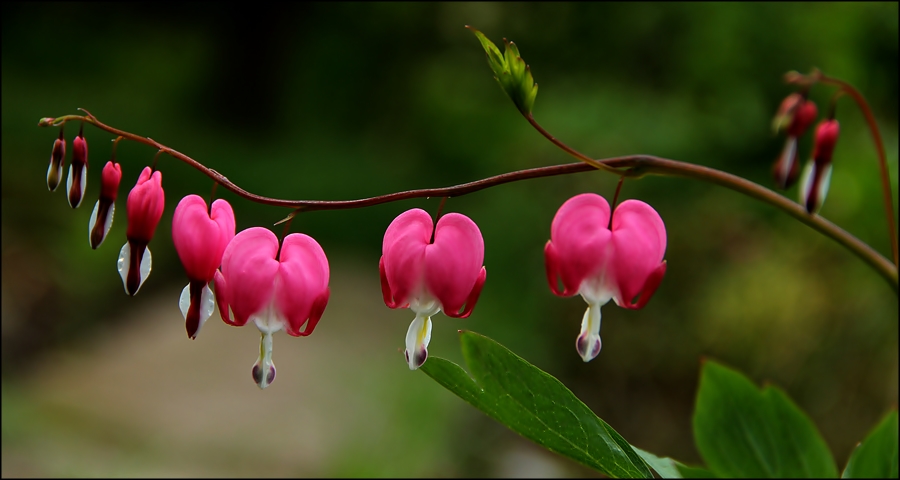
[576,332,601,363]
[405,346,427,371]
[252,363,276,389]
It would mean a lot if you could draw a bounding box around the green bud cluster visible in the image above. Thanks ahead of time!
[468,26,539,116]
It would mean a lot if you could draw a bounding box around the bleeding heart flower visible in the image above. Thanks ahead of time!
[67,126,89,208]
[799,119,840,214]
[118,167,165,296]
[172,195,235,339]
[379,209,487,370]
[544,193,667,362]
[88,160,122,249]
[772,93,818,189]
[46,128,66,191]
[214,227,330,389]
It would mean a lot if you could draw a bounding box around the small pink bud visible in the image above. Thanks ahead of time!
[67,130,89,208]
[46,128,66,191]
[118,167,165,296]
[88,161,123,249]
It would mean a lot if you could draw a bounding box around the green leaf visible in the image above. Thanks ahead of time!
[633,446,716,478]
[633,446,683,478]
[842,410,899,478]
[420,331,652,478]
[693,360,838,478]
[676,462,717,478]
[466,26,538,115]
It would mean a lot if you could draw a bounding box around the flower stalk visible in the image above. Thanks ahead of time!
[38,112,897,291]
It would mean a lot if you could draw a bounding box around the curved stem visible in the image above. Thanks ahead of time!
[621,156,897,290]
[39,113,897,290]
[787,70,899,268]
[524,113,624,176]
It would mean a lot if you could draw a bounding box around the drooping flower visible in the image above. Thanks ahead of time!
[172,195,235,339]
[799,119,840,214]
[214,227,330,389]
[771,93,818,189]
[118,167,165,296]
[47,128,66,191]
[88,161,122,249]
[544,193,667,362]
[379,209,486,370]
[67,126,89,208]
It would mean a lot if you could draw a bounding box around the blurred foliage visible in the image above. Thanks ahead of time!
[2,2,897,477]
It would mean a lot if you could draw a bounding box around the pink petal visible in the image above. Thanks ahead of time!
[381,209,432,308]
[379,256,407,309]
[100,161,122,201]
[544,240,568,296]
[218,227,280,326]
[276,233,330,337]
[126,167,165,243]
[172,195,235,282]
[213,270,237,326]
[424,213,485,315]
[548,193,612,296]
[445,266,486,319]
[609,199,666,306]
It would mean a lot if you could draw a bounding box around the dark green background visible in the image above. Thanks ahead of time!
[2,2,897,477]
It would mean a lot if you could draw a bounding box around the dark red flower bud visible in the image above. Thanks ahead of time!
[89,161,123,249]
[799,119,840,214]
[67,130,89,208]
[787,100,818,137]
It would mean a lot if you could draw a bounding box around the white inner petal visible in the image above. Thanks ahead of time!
[577,303,603,362]
[88,201,100,247]
[88,202,114,248]
[47,161,62,191]
[799,160,815,206]
[117,242,131,294]
[77,165,87,208]
[179,283,191,320]
[139,246,152,290]
[405,314,433,371]
[177,282,216,330]
[817,164,833,210]
[409,295,440,318]
[252,279,286,336]
[117,243,153,295]
[254,331,276,390]
[66,165,74,206]
[779,137,797,184]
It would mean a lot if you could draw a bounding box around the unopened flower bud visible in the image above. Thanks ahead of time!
[46,128,66,191]
[88,161,123,249]
[772,94,818,189]
[799,119,840,214]
[67,128,89,208]
[118,167,165,296]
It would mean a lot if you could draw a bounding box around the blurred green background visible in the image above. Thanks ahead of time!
[2,2,897,477]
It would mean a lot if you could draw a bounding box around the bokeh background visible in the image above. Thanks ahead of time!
[2,2,898,477]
